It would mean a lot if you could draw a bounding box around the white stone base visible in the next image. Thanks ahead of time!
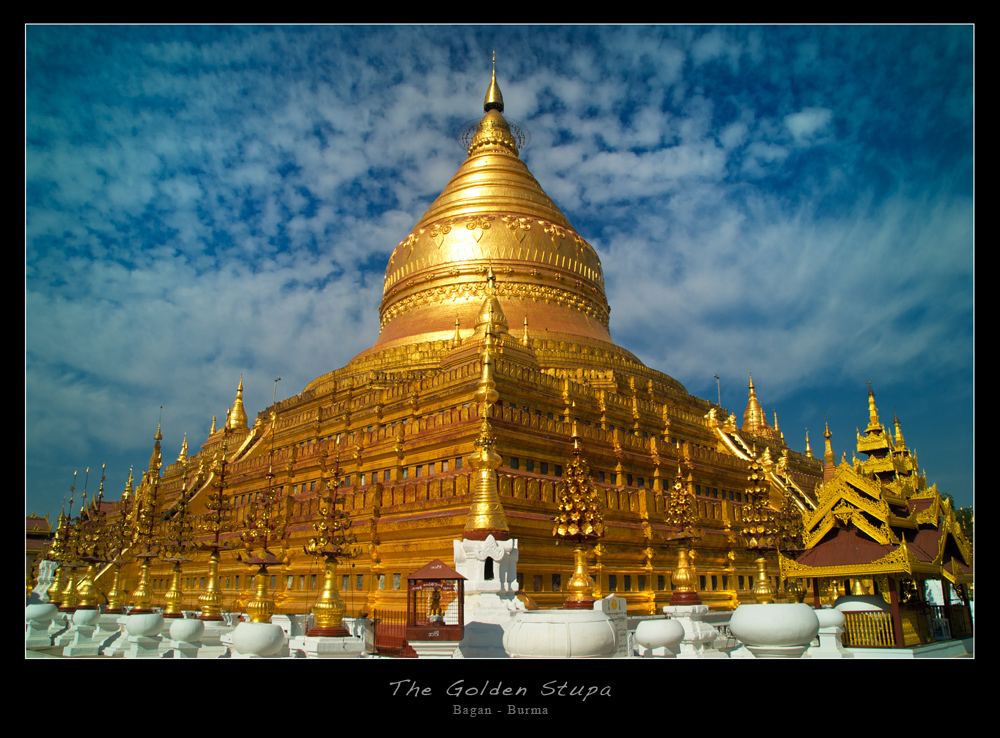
[661,604,727,658]
[408,640,462,659]
[62,608,103,657]
[288,634,366,658]
[25,603,58,649]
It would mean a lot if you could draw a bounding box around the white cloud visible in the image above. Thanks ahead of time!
[784,107,833,144]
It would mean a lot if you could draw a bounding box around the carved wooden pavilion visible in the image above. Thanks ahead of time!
[779,387,973,647]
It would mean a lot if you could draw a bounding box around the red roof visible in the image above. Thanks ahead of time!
[406,558,466,580]
[796,527,896,568]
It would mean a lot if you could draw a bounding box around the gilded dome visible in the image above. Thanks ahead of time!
[333,62,685,395]
[356,68,613,361]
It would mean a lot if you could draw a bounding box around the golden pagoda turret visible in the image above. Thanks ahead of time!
[227,375,248,430]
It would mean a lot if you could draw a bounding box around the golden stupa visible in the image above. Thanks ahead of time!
[83,60,969,639]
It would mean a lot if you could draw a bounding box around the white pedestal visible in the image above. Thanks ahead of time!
[805,608,852,659]
[408,640,462,659]
[160,617,206,658]
[124,612,165,658]
[63,608,103,657]
[288,634,366,658]
[25,603,58,649]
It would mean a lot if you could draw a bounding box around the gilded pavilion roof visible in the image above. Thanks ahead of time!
[779,389,972,586]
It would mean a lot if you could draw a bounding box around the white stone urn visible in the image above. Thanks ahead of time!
[231,621,286,657]
[73,607,101,628]
[169,617,205,644]
[504,608,617,658]
[25,603,59,648]
[634,618,685,657]
[728,603,819,658]
[26,602,58,626]
[125,611,165,637]
[815,607,846,629]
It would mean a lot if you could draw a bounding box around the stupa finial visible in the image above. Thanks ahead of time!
[484,50,503,113]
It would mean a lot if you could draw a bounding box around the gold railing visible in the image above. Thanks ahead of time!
[842,610,896,648]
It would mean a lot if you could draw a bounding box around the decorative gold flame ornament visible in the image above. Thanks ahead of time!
[160,469,196,618]
[240,492,286,624]
[552,422,605,608]
[239,380,289,624]
[101,468,135,614]
[740,450,781,604]
[47,480,76,610]
[660,466,701,606]
[74,465,110,610]
[196,424,236,621]
[302,451,359,637]
[129,422,165,612]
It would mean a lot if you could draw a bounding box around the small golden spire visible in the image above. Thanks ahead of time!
[149,421,163,476]
[468,57,519,157]
[177,433,189,464]
[865,381,882,434]
[210,414,217,435]
[122,466,134,502]
[452,317,463,349]
[227,374,249,430]
[804,429,813,458]
[522,316,530,347]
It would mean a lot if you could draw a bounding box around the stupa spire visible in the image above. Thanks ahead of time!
[227,374,248,430]
[484,50,503,113]
[463,301,510,541]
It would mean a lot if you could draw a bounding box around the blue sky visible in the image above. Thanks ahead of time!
[26,25,974,524]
